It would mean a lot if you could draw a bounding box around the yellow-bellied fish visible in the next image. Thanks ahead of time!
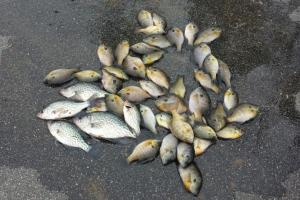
[194,27,222,45]
[44,68,80,85]
[160,134,178,165]
[140,104,157,134]
[115,40,129,65]
[74,70,101,82]
[146,67,169,89]
[227,104,259,124]
[194,70,220,93]
[178,163,202,196]
[167,27,184,51]
[170,76,186,99]
[101,69,122,94]
[185,22,199,46]
[118,86,151,102]
[171,110,194,143]
[177,142,194,168]
[207,103,226,131]
[139,80,166,98]
[105,94,124,117]
[123,55,146,78]
[143,34,171,48]
[224,88,238,111]
[97,44,114,66]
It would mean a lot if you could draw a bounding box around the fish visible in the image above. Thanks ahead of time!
[204,54,219,80]
[37,100,90,120]
[86,98,107,113]
[207,103,226,131]
[123,101,141,136]
[224,88,238,111]
[171,110,194,143]
[194,43,211,68]
[127,139,161,164]
[152,13,166,30]
[193,125,217,140]
[146,67,169,89]
[143,34,171,48]
[135,25,165,35]
[185,22,199,46]
[177,142,194,168]
[140,104,157,134]
[189,87,210,122]
[170,76,186,99]
[131,42,160,54]
[101,69,122,94]
[74,70,101,82]
[155,95,187,114]
[142,51,164,65]
[105,94,124,116]
[139,80,166,98]
[216,125,244,139]
[156,112,172,129]
[194,70,220,93]
[123,55,146,78]
[137,10,153,27]
[194,27,222,45]
[160,134,178,165]
[218,59,231,88]
[118,86,151,102]
[60,83,108,101]
[47,121,91,152]
[193,138,212,156]
[227,104,259,124]
[44,68,80,85]
[115,40,130,65]
[167,27,184,51]
[97,44,114,66]
[103,66,129,80]
[178,163,202,196]
[73,112,136,140]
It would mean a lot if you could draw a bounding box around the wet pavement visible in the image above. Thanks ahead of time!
[0,0,299,199]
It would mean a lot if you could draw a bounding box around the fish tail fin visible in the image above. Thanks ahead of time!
[134,28,142,34]
[212,85,220,93]
[83,144,92,153]
[86,143,102,159]
[127,155,134,164]
[88,97,105,108]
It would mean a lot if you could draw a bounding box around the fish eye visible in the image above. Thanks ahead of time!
[91,75,94,77]
[111,99,114,102]
[113,79,117,84]
[126,92,130,95]
[193,25,196,28]
[51,76,55,79]
[104,47,108,50]
[172,29,175,32]
[163,99,168,102]
[125,105,131,109]
[200,94,204,97]
[152,36,156,39]
[212,28,215,31]
[193,178,197,182]
[133,67,137,71]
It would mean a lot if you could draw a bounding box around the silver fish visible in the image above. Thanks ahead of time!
[124,101,141,136]
[227,104,259,124]
[97,44,114,66]
[178,163,202,196]
[140,104,157,134]
[177,142,194,168]
[60,83,108,101]
[101,69,122,94]
[118,86,151,102]
[193,125,217,140]
[115,40,130,65]
[204,54,219,80]
[139,80,166,98]
[137,10,153,27]
[160,134,178,165]
[123,55,146,78]
[185,22,199,46]
[189,87,210,122]
[224,88,238,111]
[47,121,91,152]
[127,139,161,164]
[194,27,222,45]
[194,43,211,68]
[218,59,231,88]
[131,42,160,54]
[73,112,135,139]
[44,68,80,85]
[143,34,171,48]
[167,27,184,51]
[37,101,90,120]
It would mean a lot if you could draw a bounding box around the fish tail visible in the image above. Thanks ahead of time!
[127,155,134,164]
[212,85,220,93]
[83,144,92,153]
[134,28,143,34]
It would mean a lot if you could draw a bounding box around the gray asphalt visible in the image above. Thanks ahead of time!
[0,0,299,199]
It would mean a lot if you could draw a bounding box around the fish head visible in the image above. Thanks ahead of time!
[210,27,222,37]
[121,40,129,47]
[189,173,202,195]
[187,22,199,33]
[73,114,89,129]
[59,87,75,98]
[36,111,45,119]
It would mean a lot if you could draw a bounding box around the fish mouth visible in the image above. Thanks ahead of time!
[36,112,43,119]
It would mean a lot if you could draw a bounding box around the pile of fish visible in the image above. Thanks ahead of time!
[37,10,259,196]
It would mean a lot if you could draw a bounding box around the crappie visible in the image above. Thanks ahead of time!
[73,112,135,139]
[60,83,108,101]
[127,139,161,164]
[47,121,91,152]
[37,100,90,120]
[124,101,141,136]
[160,134,178,165]
[140,104,157,134]
[44,68,80,85]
